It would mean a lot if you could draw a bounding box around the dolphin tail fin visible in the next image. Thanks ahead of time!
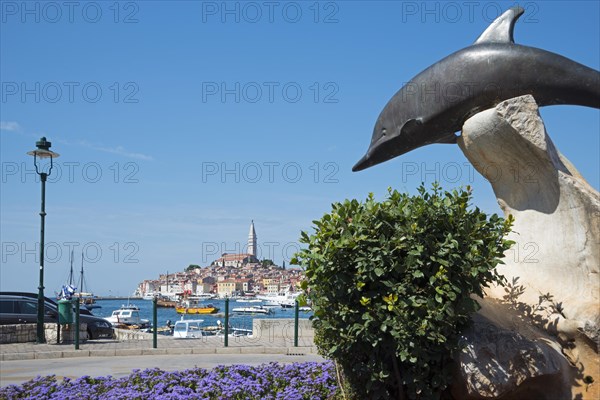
[474,6,524,45]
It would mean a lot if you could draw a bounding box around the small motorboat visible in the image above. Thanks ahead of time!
[231,306,271,315]
[105,304,149,327]
[173,319,205,339]
[261,301,280,307]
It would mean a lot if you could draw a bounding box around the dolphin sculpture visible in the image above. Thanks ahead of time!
[353,6,600,172]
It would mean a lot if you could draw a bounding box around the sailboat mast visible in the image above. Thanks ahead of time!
[68,250,74,286]
[79,252,85,294]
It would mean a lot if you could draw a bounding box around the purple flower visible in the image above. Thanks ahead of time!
[0,362,338,400]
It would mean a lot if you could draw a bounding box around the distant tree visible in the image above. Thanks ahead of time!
[261,259,274,268]
[186,264,200,272]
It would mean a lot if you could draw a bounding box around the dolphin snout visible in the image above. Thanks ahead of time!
[352,153,371,172]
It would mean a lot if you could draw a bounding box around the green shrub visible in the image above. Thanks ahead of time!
[292,184,513,399]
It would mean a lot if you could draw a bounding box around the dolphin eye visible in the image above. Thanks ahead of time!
[381,128,387,136]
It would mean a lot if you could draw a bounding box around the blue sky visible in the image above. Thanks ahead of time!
[1,1,598,296]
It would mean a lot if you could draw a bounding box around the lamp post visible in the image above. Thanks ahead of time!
[27,137,60,344]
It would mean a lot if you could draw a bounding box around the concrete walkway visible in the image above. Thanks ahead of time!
[1,334,317,361]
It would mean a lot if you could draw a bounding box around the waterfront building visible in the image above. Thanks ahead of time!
[217,280,240,297]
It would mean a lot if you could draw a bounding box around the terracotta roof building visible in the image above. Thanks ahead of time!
[211,221,259,267]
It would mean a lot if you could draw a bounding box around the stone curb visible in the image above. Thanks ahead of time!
[0,346,318,361]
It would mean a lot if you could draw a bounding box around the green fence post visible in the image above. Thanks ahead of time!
[224,297,229,347]
[75,298,80,350]
[153,296,158,349]
[294,300,299,347]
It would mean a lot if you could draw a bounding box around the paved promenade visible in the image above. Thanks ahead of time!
[0,334,323,387]
[1,334,317,361]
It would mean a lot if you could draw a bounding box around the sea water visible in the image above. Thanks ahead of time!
[91,299,312,331]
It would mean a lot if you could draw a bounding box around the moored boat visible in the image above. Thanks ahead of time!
[176,303,219,314]
[232,306,271,315]
[76,254,101,309]
[173,319,205,339]
[142,292,156,300]
[256,291,301,308]
[156,295,178,308]
[176,297,219,314]
[105,303,149,327]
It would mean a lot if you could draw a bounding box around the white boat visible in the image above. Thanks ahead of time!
[256,292,301,307]
[232,306,271,315]
[142,293,156,300]
[173,319,205,339]
[236,298,262,303]
[231,327,252,337]
[200,323,252,337]
[280,301,296,308]
[105,304,149,327]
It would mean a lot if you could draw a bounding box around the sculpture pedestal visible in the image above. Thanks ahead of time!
[458,95,599,342]
[453,95,599,399]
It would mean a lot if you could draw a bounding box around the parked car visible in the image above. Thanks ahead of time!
[0,292,113,340]
[0,291,94,315]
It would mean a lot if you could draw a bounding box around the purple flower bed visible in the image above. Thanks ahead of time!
[0,361,338,400]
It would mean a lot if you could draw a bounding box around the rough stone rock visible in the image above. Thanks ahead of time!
[451,299,573,400]
[457,95,600,344]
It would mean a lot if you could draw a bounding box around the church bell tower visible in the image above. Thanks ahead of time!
[248,220,257,258]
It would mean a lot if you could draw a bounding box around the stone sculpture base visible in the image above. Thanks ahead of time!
[451,298,573,400]
[453,95,599,399]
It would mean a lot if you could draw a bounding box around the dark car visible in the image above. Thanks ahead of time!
[0,292,113,340]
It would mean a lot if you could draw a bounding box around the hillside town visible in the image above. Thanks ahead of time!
[133,221,305,299]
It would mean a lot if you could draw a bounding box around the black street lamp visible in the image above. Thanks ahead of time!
[27,137,59,344]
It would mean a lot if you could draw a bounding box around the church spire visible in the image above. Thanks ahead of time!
[248,220,257,257]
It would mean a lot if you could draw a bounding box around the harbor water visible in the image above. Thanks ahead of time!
[90,299,313,332]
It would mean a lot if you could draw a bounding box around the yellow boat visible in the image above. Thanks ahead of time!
[175,305,219,314]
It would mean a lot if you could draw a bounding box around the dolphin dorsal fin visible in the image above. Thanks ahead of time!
[474,6,524,44]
